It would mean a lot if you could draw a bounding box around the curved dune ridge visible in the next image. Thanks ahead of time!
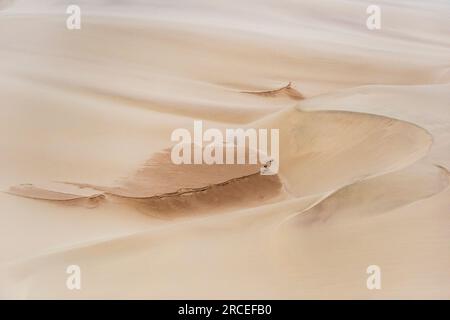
[6,143,284,212]
[4,163,449,299]
[87,145,266,198]
[240,82,304,100]
[271,163,450,298]
[8,183,104,201]
[7,183,105,208]
[252,107,433,196]
[281,163,449,228]
[6,108,431,211]
[1,0,450,299]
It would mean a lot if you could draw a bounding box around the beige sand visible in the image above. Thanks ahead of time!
[0,0,449,299]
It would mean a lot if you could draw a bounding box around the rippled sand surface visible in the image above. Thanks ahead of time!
[0,0,449,299]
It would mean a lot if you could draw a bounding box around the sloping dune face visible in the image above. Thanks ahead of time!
[1,0,450,299]
[253,108,432,196]
[285,163,449,227]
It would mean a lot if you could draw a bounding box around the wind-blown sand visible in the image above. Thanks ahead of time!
[0,0,449,299]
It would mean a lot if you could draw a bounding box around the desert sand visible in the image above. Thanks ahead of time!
[0,0,449,299]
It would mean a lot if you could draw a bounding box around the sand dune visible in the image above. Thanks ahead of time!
[298,83,450,168]
[240,82,304,100]
[7,143,284,216]
[8,182,104,201]
[1,0,450,299]
[6,107,429,211]
[253,108,432,196]
[283,163,449,227]
[7,183,105,208]
[273,165,450,299]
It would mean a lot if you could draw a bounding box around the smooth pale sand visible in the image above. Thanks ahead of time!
[0,0,449,299]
